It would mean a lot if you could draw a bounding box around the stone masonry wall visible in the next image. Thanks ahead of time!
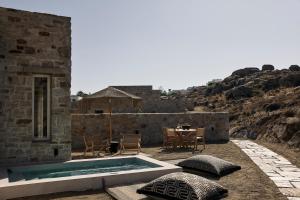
[0,7,71,165]
[73,86,193,114]
[112,85,193,113]
[71,112,229,149]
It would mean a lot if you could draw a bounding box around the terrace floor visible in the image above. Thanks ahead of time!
[13,140,298,200]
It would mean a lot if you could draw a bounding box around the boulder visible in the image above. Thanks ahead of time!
[262,78,280,91]
[247,130,258,139]
[286,117,300,125]
[279,73,300,87]
[229,126,242,135]
[205,82,224,95]
[262,64,275,71]
[229,126,247,137]
[275,124,288,140]
[284,110,295,117]
[289,65,300,71]
[288,131,300,147]
[231,67,260,77]
[264,103,281,112]
[294,86,300,92]
[229,126,258,139]
[278,117,300,141]
[225,85,253,100]
[296,108,300,118]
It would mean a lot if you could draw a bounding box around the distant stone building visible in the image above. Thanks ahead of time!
[0,7,71,165]
[112,85,193,113]
[73,85,192,114]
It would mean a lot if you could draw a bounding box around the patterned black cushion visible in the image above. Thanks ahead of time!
[137,172,227,200]
[178,155,241,176]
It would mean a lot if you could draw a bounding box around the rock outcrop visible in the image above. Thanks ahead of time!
[225,85,253,100]
[262,64,275,71]
[231,67,260,77]
[289,65,300,71]
[180,65,300,148]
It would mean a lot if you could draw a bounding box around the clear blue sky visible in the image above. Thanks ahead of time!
[1,0,300,94]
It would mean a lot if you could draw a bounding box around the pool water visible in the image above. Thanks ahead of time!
[8,157,160,182]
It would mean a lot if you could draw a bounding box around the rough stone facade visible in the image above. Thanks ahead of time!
[112,86,159,111]
[112,85,191,113]
[0,7,71,165]
[73,85,193,114]
[71,112,229,149]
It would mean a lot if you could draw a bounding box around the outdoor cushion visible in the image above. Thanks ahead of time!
[177,155,241,176]
[137,172,227,200]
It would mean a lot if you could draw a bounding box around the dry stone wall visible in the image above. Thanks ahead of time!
[0,7,71,165]
[71,112,229,149]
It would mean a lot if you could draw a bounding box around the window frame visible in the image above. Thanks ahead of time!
[32,75,51,141]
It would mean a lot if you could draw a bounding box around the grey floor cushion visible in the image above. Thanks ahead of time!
[177,155,241,176]
[136,172,228,200]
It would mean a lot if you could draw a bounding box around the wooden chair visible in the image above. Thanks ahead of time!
[182,131,197,150]
[120,133,141,154]
[195,128,206,150]
[95,136,110,154]
[83,135,109,157]
[163,128,178,149]
[83,135,95,156]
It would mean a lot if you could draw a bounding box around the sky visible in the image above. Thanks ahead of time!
[1,0,300,94]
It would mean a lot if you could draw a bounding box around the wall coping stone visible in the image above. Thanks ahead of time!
[0,6,71,20]
[71,112,229,116]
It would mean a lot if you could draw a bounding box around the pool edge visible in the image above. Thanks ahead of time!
[0,155,182,199]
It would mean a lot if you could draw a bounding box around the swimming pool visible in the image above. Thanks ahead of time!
[0,155,181,199]
[8,157,160,182]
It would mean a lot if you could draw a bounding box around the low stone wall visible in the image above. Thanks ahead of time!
[71,112,229,149]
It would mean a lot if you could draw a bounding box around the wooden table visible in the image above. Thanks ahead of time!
[175,129,197,148]
[175,128,197,134]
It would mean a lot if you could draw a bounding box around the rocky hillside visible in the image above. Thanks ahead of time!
[181,65,300,147]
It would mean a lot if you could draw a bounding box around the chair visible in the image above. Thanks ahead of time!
[195,128,206,150]
[95,136,110,154]
[83,135,109,157]
[181,131,197,150]
[120,133,141,154]
[83,135,95,156]
[163,128,178,149]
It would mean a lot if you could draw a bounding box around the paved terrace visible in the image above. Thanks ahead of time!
[233,140,300,200]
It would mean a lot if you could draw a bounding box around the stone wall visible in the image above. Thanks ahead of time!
[71,112,229,149]
[111,85,159,113]
[112,85,194,113]
[74,85,193,114]
[0,7,71,165]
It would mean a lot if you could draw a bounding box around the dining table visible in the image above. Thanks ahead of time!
[175,128,197,148]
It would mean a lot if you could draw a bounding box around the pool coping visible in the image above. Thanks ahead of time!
[0,155,182,199]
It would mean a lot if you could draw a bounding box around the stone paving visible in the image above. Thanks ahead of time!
[232,140,300,200]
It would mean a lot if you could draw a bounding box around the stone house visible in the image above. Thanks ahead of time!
[72,85,193,114]
[0,7,71,165]
[111,85,194,113]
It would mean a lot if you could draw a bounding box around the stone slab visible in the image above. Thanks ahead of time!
[280,188,300,197]
[292,182,300,189]
[232,140,300,199]
[106,183,150,200]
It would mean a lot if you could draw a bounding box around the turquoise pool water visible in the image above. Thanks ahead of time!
[8,157,160,182]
